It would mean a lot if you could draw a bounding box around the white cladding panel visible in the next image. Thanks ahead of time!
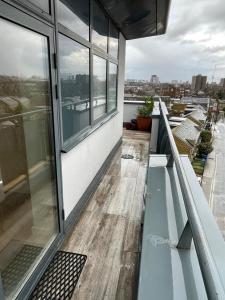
[61,34,126,218]
[123,103,145,122]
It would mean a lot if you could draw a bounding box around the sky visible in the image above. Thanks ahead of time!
[125,0,225,83]
[0,18,48,79]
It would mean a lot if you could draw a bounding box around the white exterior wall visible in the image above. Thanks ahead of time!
[123,102,144,122]
[61,34,126,218]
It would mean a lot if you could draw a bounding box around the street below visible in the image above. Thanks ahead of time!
[202,116,225,238]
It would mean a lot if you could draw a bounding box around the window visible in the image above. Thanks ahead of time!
[57,0,119,149]
[108,62,117,112]
[92,0,108,52]
[0,18,58,298]
[57,0,89,40]
[109,21,119,58]
[93,55,107,120]
[59,34,90,143]
[28,0,50,13]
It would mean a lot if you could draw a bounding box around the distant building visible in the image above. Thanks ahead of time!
[172,106,206,158]
[173,118,201,158]
[181,97,210,110]
[150,75,159,84]
[161,85,184,98]
[170,103,187,116]
[186,105,207,125]
[191,74,207,91]
[220,78,225,87]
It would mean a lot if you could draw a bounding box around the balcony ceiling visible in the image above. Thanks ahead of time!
[99,0,171,40]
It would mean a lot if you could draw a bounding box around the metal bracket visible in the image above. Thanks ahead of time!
[177,221,192,249]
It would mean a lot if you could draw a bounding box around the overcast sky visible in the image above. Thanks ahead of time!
[125,0,225,83]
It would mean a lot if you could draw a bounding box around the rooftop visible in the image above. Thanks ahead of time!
[172,118,200,147]
[186,106,207,124]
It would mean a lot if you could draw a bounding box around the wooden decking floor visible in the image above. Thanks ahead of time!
[62,129,150,300]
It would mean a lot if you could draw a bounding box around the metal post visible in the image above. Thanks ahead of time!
[166,153,174,167]
[177,221,192,249]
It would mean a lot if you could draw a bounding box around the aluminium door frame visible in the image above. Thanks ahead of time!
[0,1,65,299]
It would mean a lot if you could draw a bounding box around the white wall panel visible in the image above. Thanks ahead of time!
[61,34,126,218]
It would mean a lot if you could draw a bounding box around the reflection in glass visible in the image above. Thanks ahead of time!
[0,18,58,299]
[59,34,90,143]
[28,0,50,13]
[93,55,106,120]
[109,22,119,58]
[92,0,108,52]
[108,63,117,112]
[57,0,89,40]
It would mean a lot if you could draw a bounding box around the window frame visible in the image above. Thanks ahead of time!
[92,53,107,123]
[57,0,119,152]
[107,61,118,113]
[0,1,64,299]
[109,19,119,59]
[58,33,91,147]
[11,0,54,23]
[92,0,109,54]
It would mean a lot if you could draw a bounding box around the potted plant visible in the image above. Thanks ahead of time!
[136,97,154,131]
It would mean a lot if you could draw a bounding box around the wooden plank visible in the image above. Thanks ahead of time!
[62,130,150,300]
[87,175,120,212]
[69,214,127,300]
[128,166,146,222]
[115,252,140,300]
[106,177,136,217]
[124,220,141,253]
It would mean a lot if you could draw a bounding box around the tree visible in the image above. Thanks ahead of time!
[197,142,213,156]
[217,90,225,100]
[200,130,212,143]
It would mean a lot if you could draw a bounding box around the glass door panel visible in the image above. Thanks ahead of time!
[0,18,58,299]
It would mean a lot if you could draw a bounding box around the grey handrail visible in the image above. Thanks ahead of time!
[158,98,225,300]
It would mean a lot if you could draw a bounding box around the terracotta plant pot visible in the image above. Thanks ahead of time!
[136,116,152,131]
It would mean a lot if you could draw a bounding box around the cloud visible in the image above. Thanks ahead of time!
[125,0,225,82]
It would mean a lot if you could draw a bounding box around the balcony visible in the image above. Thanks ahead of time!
[62,129,150,299]
[62,100,225,300]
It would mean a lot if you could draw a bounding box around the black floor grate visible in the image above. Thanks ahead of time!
[29,251,87,300]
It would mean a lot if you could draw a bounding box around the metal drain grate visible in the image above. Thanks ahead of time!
[29,251,87,300]
[121,154,134,159]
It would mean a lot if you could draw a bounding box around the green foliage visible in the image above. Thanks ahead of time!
[223,107,225,112]
[200,130,212,143]
[137,97,154,118]
[192,158,205,175]
[217,90,225,100]
[197,142,213,156]
[137,106,150,117]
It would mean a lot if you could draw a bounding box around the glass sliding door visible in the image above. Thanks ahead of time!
[0,18,58,299]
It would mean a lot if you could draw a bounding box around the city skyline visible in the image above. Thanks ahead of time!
[125,0,225,82]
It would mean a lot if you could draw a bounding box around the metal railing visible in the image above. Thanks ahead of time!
[157,99,225,300]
